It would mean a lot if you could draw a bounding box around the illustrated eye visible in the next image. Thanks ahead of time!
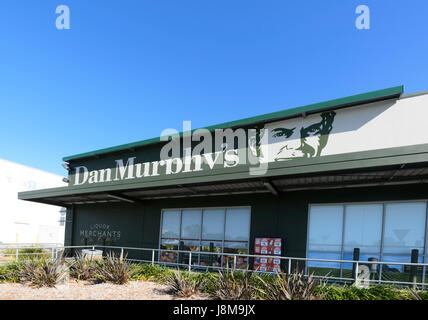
[304,125,321,136]
[272,128,295,138]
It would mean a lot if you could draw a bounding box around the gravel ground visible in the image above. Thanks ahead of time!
[0,280,207,300]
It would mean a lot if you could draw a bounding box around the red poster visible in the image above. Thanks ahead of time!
[254,237,282,272]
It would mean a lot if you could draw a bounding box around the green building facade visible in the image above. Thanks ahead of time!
[19,86,428,273]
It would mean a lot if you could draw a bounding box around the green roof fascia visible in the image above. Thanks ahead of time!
[22,141,428,203]
[63,85,403,162]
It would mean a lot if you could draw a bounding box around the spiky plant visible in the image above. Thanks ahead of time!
[164,269,202,297]
[14,256,70,288]
[210,266,256,300]
[408,288,423,300]
[68,251,97,281]
[255,269,321,300]
[94,252,134,284]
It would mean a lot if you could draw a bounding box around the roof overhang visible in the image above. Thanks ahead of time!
[19,143,428,206]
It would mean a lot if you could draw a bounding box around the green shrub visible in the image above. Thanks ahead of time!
[314,284,418,300]
[94,253,134,284]
[0,262,23,282]
[415,290,428,300]
[13,257,69,288]
[130,263,173,282]
[255,270,321,300]
[1,247,51,261]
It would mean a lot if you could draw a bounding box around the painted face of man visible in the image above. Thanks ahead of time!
[255,111,336,162]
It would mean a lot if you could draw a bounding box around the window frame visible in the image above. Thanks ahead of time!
[159,206,251,267]
[306,200,428,280]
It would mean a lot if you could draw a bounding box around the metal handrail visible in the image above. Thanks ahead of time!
[1,243,427,288]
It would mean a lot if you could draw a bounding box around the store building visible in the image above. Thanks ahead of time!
[18,86,428,272]
[1,159,66,244]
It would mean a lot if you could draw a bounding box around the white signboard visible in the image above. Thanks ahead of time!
[256,94,428,163]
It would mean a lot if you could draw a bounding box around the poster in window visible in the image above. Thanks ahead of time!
[254,237,282,272]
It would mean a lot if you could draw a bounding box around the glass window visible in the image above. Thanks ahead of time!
[307,252,341,269]
[223,242,249,269]
[161,210,180,239]
[180,240,200,265]
[202,209,224,241]
[307,201,428,280]
[308,205,343,252]
[225,208,250,241]
[200,241,222,268]
[383,203,426,254]
[160,239,179,263]
[159,207,251,267]
[344,204,383,253]
[181,209,201,240]
[382,254,424,273]
[342,253,381,271]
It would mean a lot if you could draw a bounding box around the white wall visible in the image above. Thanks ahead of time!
[259,92,428,163]
[0,159,66,244]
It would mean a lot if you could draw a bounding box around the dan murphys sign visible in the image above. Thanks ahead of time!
[70,95,428,186]
[72,127,268,186]
[71,111,338,186]
[73,149,252,186]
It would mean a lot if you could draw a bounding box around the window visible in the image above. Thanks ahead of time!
[383,203,426,254]
[181,209,202,264]
[307,201,428,277]
[202,209,224,241]
[161,210,180,239]
[59,216,66,227]
[59,208,66,226]
[159,210,180,263]
[344,204,383,254]
[307,205,343,269]
[308,205,343,252]
[159,207,251,269]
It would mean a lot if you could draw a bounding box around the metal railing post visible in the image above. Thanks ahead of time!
[288,258,291,275]
[51,247,54,259]
[188,252,192,272]
[355,261,359,284]
[233,255,237,270]
[15,248,19,261]
[410,249,419,289]
[352,248,360,282]
[120,248,124,261]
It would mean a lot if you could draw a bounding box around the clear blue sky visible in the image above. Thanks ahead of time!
[1,0,427,176]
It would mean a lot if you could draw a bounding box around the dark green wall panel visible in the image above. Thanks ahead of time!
[70,183,428,260]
